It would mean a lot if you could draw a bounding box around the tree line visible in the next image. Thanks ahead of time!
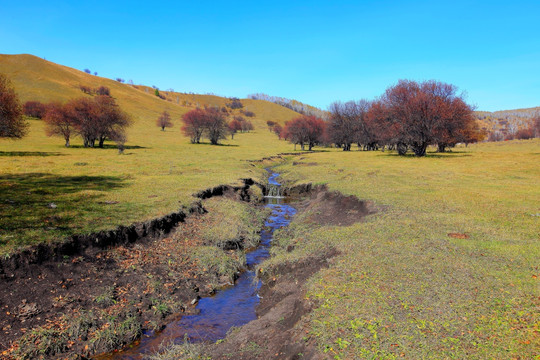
[272,80,489,156]
[180,107,254,145]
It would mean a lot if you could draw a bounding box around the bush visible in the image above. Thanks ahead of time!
[23,101,47,119]
[242,110,255,117]
[95,86,110,96]
[226,97,243,109]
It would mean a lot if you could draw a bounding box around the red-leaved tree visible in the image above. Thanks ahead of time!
[181,108,208,143]
[371,80,477,156]
[0,74,28,139]
[23,101,47,119]
[204,107,228,145]
[156,111,173,131]
[44,102,75,147]
[65,96,130,148]
[283,115,326,150]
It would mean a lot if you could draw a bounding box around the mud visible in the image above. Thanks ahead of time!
[207,250,339,360]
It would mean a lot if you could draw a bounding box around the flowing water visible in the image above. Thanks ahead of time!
[108,172,295,359]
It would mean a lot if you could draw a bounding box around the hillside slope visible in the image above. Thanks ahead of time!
[0,54,301,132]
[0,54,302,254]
[475,107,539,136]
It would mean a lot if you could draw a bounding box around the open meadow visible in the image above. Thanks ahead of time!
[0,54,538,359]
[0,54,297,255]
[264,140,540,359]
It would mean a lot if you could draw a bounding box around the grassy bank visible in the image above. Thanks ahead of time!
[268,140,539,359]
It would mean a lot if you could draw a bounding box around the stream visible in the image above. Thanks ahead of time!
[108,172,295,359]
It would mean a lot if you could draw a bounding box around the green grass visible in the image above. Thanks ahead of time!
[199,197,270,249]
[0,117,291,255]
[268,139,540,359]
[0,54,299,255]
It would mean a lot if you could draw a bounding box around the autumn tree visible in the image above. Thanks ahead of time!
[156,111,173,131]
[65,96,130,148]
[23,101,47,119]
[266,120,276,130]
[226,98,243,109]
[228,118,243,139]
[204,107,228,145]
[92,95,131,148]
[283,115,325,150]
[373,80,476,156]
[327,100,374,151]
[65,97,96,147]
[182,108,207,143]
[273,123,283,139]
[44,102,75,147]
[533,116,540,138]
[241,119,254,132]
[0,74,28,139]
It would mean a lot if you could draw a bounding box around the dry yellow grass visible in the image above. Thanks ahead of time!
[0,54,301,254]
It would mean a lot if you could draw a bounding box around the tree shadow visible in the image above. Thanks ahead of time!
[69,144,148,150]
[0,151,65,157]
[193,142,239,147]
[0,173,127,240]
[377,151,472,158]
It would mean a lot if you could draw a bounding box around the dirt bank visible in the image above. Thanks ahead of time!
[206,249,339,360]
[0,180,263,359]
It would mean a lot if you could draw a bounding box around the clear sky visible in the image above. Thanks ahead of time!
[1,0,539,111]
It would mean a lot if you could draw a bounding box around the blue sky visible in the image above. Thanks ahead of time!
[1,0,539,111]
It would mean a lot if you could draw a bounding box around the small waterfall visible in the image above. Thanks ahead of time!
[266,184,282,198]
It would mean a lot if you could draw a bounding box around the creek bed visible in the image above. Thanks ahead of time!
[108,173,295,359]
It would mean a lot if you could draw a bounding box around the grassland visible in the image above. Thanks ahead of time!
[264,139,539,359]
[0,54,298,255]
[1,54,539,359]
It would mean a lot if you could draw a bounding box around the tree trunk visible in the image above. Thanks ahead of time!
[64,137,70,147]
[397,142,407,155]
[98,137,105,148]
[438,143,447,152]
[412,142,428,157]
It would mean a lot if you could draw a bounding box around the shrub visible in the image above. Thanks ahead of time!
[23,100,47,119]
[226,97,243,109]
[79,84,92,94]
[95,86,110,96]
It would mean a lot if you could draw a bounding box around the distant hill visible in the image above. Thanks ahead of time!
[475,107,539,137]
[0,54,302,131]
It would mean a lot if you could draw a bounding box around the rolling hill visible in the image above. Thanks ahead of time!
[0,53,301,132]
[0,53,303,254]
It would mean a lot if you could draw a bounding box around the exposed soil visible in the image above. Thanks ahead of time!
[286,185,377,226]
[0,173,372,360]
[206,249,339,360]
[0,181,261,359]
